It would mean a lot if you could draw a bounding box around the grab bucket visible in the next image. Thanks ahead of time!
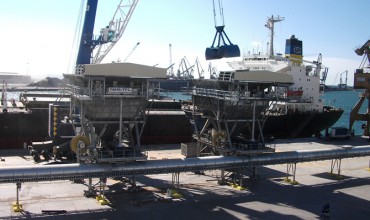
[205,47,222,60]
[219,45,240,58]
[205,45,240,60]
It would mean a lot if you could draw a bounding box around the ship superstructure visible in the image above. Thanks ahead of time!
[225,17,343,138]
[229,36,324,113]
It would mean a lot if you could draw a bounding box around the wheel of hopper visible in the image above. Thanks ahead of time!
[70,135,91,153]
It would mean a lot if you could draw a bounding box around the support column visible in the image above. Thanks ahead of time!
[172,172,180,188]
[13,182,23,212]
[97,178,108,205]
[84,178,96,197]
[218,169,227,185]
[330,159,342,176]
[251,101,256,141]
[251,166,259,180]
[119,98,123,145]
[285,163,298,184]
[128,175,140,192]
[135,122,141,149]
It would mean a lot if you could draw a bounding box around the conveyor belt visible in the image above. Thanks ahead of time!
[1,146,370,183]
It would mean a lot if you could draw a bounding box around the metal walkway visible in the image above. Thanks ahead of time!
[1,146,370,183]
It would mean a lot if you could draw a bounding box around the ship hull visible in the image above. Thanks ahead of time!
[0,110,50,149]
[189,108,344,140]
[160,79,192,92]
[0,107,192,150]
[262,109,344,138]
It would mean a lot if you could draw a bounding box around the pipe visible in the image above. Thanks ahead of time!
[1,146,370,183]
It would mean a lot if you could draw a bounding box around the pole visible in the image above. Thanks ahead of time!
[119,98,123,145]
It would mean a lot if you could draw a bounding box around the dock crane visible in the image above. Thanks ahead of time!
[205,0,240,60]
[208,62,219,79]
[76,0,138,68]
[350,39,370,135]
[320,67,328,92]
[193,57,205,79]
[338,70,348,89]
[177,57,194,79]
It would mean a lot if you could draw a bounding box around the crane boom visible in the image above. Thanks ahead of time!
[93,0,139,64]
[355,40,370,68]
[75,0,138,71]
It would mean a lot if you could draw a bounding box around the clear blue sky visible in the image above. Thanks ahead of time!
[0,0,369,85]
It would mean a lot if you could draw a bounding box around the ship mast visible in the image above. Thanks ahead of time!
[265,15,284,57]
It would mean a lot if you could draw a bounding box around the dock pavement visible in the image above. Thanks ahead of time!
[0,136,369,219]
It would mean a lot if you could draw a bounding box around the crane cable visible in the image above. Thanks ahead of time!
[212,0,225,27]
[67,0,86,74]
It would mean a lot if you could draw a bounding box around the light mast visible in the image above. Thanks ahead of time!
[169,44,174,77]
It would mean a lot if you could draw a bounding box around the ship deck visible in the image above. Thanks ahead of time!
[0,101,28,113]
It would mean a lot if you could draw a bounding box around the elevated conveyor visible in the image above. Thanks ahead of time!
[1,146,370,183]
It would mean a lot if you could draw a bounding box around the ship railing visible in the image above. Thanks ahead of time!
[65,84,89,96]
[193,88,270,100]
[67,85,151,99]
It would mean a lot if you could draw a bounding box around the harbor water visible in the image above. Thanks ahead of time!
[322,90,367,135]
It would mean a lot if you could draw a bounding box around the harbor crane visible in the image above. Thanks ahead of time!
[205,0,240,60]
[208,62,219,79]
[194,57,205,79]
[350,39,370,135]
[177,57,194,79]
[76,0,138,67]
[320,67,328,85]
[338,70,348,88]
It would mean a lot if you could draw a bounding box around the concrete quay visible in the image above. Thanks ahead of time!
[0,136,369,219]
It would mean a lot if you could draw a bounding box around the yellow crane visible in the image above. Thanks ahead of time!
[349,40,370,135]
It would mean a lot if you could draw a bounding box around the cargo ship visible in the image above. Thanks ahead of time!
[188,17,343,140]
[0,82,71,149]
[0,85,191,150]
[225,35,343,138]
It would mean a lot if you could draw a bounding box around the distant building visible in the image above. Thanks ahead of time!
[0,72,32,85]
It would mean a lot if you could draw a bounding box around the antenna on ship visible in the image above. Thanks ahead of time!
[265,15,284,57]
